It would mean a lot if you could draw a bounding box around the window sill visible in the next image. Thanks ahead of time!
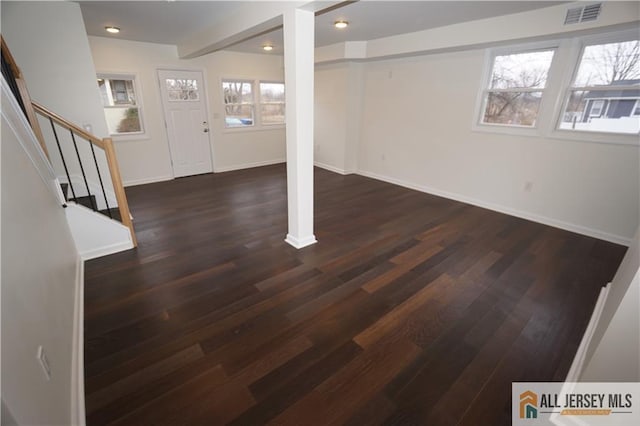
[471,123,639,146]
[471,122,542,138]
[548,129,640,146]
[110,133,150,142]
[221,124,285,134]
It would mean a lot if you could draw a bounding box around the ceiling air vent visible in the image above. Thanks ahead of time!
[564,3,602,25]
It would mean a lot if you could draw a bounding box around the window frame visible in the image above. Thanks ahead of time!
[589,99,605,117]
[480,47,556,128]
[473,29,639,145]
[258,81,286,126]
[472,41,560,137]
[221,78,286,132]
[221,78,256,129]
[96,72,146,140]
[552,31,640,143]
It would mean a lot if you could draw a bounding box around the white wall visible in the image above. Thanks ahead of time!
[311,2,639,245]
[314,61,363,174]
[2,2,108,138]
[88,37,286,185]
[314,45,638,244]
[2,82,80,425]
[356,50,638,243]
[315,63,349,172]
[2,1,115,201]
[202,50,286,172]
[87,37,199,185]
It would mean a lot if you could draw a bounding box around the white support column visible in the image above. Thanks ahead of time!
[283,8,317,249]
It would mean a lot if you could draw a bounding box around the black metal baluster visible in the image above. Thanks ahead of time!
[50,119,76,200]
[70,130,97,211]
[89,141,113,219]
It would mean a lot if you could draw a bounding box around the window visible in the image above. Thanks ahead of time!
[559,39,640,135]
[475,31,639,143]
[480,49,555,127]
[589,99,605,117]
[259,82,285,125]
[165,78,199,101]
[222,80,254,128]
[97,74,144,135]
[222,80,286,129]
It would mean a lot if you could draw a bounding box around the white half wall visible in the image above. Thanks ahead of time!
[88,37,286,185]
[580,269,640,382]
[64,203,134,260]
[580,228,640,381]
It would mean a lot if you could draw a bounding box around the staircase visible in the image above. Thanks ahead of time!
[61,185,122,221]
[2,36,137,251]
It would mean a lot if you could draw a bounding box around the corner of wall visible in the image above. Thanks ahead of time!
[70,257,86,426]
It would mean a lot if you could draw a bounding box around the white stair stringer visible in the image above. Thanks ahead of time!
[65,202,134,260]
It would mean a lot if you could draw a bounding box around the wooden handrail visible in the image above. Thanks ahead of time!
[1,36,20,78]
[32,101,106,149]
[104,138,137,247]
[1,36,49,159]
[3,37,137,248]
[32,102,137,247]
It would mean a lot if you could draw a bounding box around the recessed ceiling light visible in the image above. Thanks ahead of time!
[334,20,349,29]
[263,45,274,52]
[105,26,120,34]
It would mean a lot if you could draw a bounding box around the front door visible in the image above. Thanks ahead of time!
[158,69,212,177]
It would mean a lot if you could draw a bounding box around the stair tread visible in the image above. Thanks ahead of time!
[100,208,122,222]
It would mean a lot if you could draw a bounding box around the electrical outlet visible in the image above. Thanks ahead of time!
[36,346,51,381]
[82,123,92,134]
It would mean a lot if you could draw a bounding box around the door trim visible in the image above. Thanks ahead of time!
[157,68,215,177]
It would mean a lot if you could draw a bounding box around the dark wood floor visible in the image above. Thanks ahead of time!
[84,165,627,425]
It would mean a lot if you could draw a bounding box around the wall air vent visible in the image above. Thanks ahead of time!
[564,3,602,25]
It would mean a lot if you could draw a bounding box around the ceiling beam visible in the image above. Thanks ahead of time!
[177,0,348,59]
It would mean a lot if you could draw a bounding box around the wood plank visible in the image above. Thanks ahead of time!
[83,165,627,424]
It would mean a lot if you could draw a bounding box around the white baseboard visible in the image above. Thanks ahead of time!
[214,159,285,173]
[314,161,353,175]
[565,283,611,382]
[356,169,631,246]
[285,233,318,249]
[70,257,86,426]
[123,175,174,187]
[80,240,135,261]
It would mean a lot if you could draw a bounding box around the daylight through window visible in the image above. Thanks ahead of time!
[259,82,285,125]
[481,49,555,127]
[559,40,640,135]
[97,75,144,135]
[222,80,254,128]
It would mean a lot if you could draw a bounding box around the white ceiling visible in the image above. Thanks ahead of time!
[80,1,567,56]
[79,1,247,45]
